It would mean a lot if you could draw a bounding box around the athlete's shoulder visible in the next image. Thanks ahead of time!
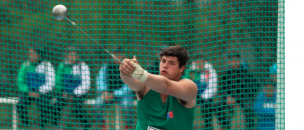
[180,76,195,83]
[178,77,198,92]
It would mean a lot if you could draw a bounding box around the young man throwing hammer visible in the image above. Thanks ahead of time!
[119,46,197,130]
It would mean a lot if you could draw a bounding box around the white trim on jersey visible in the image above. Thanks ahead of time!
[72,62,91,97]
[200,62,218,99]
[36,61,55,94]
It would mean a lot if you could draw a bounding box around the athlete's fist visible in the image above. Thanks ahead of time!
[120,56,149,82]
[119,56,137,76]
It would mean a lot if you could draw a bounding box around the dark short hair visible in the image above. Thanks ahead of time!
[159,45,190,68]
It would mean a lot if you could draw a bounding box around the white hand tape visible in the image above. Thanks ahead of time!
[130,61,149,82]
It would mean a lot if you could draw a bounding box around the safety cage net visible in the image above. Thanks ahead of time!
[0,0,284,130]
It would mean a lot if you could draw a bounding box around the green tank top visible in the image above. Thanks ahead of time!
[136,79,195,130]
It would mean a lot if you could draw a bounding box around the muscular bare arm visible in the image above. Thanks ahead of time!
[144,74,197,102]
[120,56,197,103]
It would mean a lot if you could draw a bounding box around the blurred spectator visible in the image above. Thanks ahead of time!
[269,63,277,83]
[52,46,91,130]
[186,60,218,130]
[216,51,260,130]
[16,48,55,128]
[95,47,134,129]
[186,59,204,98]
[147,45,169,75]
[254,63,277,130]
[254,84,276,130]
[199,62,218,130]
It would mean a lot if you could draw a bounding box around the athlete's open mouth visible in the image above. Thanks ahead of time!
[161,70,167,74]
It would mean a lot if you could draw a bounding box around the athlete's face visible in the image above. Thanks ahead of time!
[159,56,185,81]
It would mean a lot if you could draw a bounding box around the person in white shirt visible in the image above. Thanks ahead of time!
[52,47,91,130]
[189,60,217,130]
[94,47,134,129]
[200,62,218,130]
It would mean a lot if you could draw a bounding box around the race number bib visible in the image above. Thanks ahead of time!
[147,126,168,130]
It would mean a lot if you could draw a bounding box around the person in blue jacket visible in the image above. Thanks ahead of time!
[254,63,277,130]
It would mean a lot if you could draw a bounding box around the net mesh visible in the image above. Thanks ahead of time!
[0,0,285,129]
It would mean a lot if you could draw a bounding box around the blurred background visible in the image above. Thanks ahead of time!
[0,0,284,130]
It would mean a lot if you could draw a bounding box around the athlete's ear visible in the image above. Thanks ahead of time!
[180,65,185,73]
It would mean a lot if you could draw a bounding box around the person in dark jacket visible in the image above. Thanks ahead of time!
[216,51,259,130]
[254,63,277,130]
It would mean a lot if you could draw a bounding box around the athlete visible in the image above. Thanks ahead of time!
[119,45,197,130]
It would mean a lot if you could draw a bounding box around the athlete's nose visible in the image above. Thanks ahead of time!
[162,61,168,69]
